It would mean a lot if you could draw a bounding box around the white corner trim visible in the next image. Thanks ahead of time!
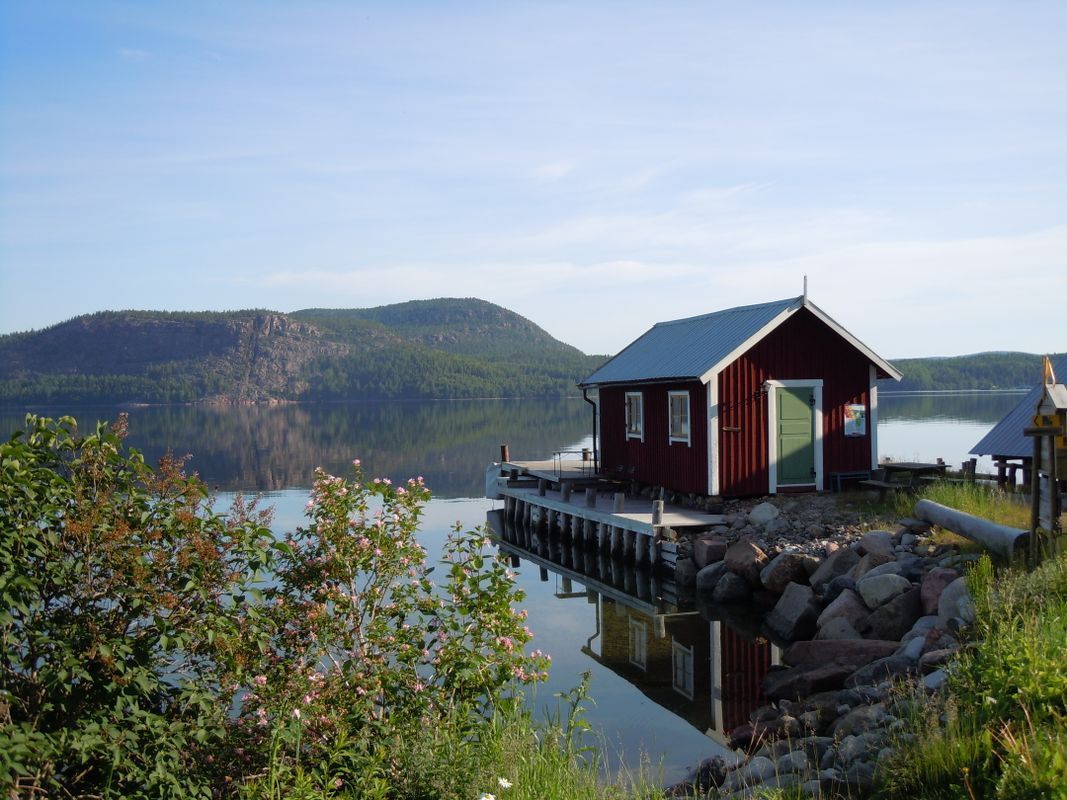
[707,373,719,496]
[869,365,879,469]
[765,379,824,494]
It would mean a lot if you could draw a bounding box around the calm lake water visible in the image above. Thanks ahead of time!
[0,391,1026,784]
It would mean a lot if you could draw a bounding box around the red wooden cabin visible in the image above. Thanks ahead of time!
[580,296,902,498]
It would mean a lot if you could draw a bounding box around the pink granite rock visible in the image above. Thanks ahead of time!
[921,567,960,616]
[725,539,769,585]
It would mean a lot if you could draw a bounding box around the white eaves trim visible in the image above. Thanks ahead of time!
[698,296,903,385]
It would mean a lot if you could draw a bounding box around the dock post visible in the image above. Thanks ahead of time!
[538,479,547,497]
[613,492,625,512]
[652,500,664,525]
[500,444,510,463]
[585,488,596,508]
[611,527,624,559]
[561,481,573,502]
[635,535,650,568]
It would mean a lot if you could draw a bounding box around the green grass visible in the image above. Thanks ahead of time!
[240,679,678,800]
[877,552,1067,799]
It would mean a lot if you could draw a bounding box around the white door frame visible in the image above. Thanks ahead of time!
[765,379,823,494]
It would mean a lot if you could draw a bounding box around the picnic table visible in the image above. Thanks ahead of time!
[858,461,947,500]
[881,461,948,487]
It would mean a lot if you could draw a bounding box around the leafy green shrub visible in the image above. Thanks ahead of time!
[1,415,550,799]
[0,414,275,798]
[232,463,550,796]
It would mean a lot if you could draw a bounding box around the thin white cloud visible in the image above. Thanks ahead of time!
[117,47,149,62]
[531,160,575,183]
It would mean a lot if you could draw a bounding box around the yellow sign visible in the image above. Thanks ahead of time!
[1033,414,1064,430]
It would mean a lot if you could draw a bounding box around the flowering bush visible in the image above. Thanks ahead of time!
[233,462,549,793]
[0,415,275,798]
[1,416,548,798]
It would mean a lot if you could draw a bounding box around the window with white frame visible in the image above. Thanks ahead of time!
[624,392,644,440]
[668,391,690,444]
[628,617,648,670]
[672,641,695,699]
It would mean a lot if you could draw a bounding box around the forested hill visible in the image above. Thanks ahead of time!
[0,299,608,405]
[878,352,1067,393]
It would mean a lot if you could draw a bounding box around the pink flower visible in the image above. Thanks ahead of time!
[254,675,267,686]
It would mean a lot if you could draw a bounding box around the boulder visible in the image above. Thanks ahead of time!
[692,535,729,568]
[760,551,815,594]
[830,702,887,737]
[919,648,958,671]
[809,548,861,592]
[695,561,729,594]
[720,756,776,793]
[765,582,818,641]
[857,573,912,609]
[850,551,897,580]
[725,539,769,585]
[815,617,864,640]
[816,588,870,631]
[937,576,976,625]
[748,502,780,527]
[784,639,900,669]
[762,663,856,701]
[713,571,753,603]
[862,587,923,642]
[855,530,895,558]
[822,575,857,604]
[844,654,915,688]
[921,567,961,615]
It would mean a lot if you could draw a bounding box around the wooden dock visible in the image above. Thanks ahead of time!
[486,459,724,572]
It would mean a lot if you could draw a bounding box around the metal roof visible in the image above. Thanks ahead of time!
[581,296,902,387]
[971,355,1067,459]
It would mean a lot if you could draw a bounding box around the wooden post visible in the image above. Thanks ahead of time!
[500,443,510,463]
[585,488,596,508]
[613,492,625,513]
[538,479,547,497]
[561,481,573,502]
[652,499,664,525]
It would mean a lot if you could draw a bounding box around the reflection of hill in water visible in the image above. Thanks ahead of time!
[878,391,1025,424]
[0,399,591,497]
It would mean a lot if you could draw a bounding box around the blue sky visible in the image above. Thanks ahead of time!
[1,1,1064,359]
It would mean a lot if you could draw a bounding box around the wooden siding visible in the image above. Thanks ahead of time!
[600,382,708,495]
[718,308,874,496]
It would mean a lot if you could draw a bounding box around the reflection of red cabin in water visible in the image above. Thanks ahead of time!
[591,599,776,744]
[581,296,902,497]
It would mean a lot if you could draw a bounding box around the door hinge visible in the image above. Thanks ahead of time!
[809,394,816,407]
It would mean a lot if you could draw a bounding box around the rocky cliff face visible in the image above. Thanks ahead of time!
[0,311,348,403]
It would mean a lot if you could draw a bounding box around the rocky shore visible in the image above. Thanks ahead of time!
[666,495,980,799]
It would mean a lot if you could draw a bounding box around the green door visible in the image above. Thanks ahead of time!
[777,387,815,485]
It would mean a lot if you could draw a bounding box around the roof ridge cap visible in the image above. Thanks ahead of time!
[652,296,801,328]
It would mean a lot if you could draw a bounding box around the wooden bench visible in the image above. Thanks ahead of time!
[858,479,907,501]
[831,470,871,492]
[858,468,912,501]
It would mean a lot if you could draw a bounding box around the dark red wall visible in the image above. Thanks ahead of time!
[718,308,873,496]
[598,308,876,498]
[599,381,708,494]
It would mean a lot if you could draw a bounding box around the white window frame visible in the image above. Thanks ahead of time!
[672,640,695,700]
[628,617,648,670]
[624,392,644,441]
[668,390,691,445]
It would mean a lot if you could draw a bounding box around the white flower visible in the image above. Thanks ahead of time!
[478,794,496,800]
[498,777,513,789]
